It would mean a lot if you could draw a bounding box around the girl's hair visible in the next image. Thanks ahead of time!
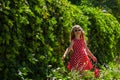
[70,25,85,42]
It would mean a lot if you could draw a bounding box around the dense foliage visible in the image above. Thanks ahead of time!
[80,6,120,64]
[0,0,120,79]
[69,0,120,22]
[48,62,120,79]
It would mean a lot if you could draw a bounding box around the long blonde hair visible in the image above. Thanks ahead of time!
[70,25,85,42]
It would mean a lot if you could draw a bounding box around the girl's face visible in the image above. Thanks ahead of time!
[74,27,81,36]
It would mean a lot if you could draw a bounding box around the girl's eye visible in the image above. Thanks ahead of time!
[74,30,77,32]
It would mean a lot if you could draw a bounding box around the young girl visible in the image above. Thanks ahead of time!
[62,25,97,72]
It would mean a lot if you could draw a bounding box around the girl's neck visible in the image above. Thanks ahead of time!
[75,35,80,40]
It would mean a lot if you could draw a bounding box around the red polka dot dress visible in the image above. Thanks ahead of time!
[67,38,93,71]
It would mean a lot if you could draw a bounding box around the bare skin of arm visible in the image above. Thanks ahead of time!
[62,40,74,61]
[86,47,97,62]
[84,40,97,62]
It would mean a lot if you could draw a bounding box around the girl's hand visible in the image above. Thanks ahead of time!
[92,56,97,62]
[62,56,65,61]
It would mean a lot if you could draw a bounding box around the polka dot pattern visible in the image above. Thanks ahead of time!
[68,38,93,71]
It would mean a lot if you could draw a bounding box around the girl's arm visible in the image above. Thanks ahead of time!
[86,47,97,62]
[62,40,74,61]
[84,40,97,62]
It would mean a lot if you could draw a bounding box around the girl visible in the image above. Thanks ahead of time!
[62,25,97,72]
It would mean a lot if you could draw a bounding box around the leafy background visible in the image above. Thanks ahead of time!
[0,0,120,80]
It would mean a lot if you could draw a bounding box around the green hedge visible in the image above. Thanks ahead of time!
[80,6,120,64]
[0,0,120,79]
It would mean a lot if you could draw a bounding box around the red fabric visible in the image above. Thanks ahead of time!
[94,68,100,78]
[67,62,71,70]
[67,38,93,71]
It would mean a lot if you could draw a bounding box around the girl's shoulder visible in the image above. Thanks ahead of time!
[71,40,74,43]
[70,40,74,45]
